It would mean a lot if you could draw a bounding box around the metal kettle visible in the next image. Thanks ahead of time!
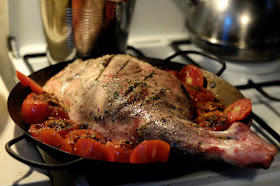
[183,0,280,61]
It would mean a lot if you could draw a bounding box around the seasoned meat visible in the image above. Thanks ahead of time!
[44,54,277,169]
[44,55,192,142]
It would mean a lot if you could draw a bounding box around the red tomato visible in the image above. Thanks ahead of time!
[28,118,80,142]
[50,107,69,120]
[224,98,252,124]
[106,140,133,163]
[178,65,204,87]
[194,111,230,131]
[164,69,178,78]
[16,70,44,93]
[21,93,52,125]
[75,138,114,162]
[66,129,106,150]
[185,85,215,104]
[29,123,45,140]
[130,140,170,164]
[194,101,225,117]
[41,128,72,153]
[44,118,80,138]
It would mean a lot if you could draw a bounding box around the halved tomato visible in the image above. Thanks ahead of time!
[178,65,204,87]
[21,92,52,125]
[185,85,215,104]
[41,128,72,153]
[16,70,44,93]
[50,107,69,120]
[194,101,225,117]
[224,98,252,124]
[106,140,133,163]
[130,140,170,164]
[75,138,114,162]
[43,118,81,138]
[21,91,70,125]
[66,129,106,150]
[29,123,45,140]
[194,111,230,131]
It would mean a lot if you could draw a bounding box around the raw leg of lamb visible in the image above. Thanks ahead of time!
[44,54,278,169]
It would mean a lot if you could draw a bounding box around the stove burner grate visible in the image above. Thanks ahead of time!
[20,45,280,145]
[23,53,48,73]
[170,40,226,76]
[236,79,280,144]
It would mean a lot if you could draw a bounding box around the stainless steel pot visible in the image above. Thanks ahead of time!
[40,0,135,64]
[183,0,280,61]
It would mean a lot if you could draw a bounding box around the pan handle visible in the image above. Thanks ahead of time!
[5,133,83,170]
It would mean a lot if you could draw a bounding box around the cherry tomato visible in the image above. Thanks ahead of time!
[106,140,133,163]
[194,101,225,117]
[185,85,215,104]
[130,140,170,164]
[75,138,114,162]
[16,70,44,93]
[66,129,106,150]
[28,118,80,142]
[41,128,73,153]
[21,91,70,125]
[21,93,52,125]
[224,98,252,124]
[164,69,178,78]
[194,111,230,131]
[29,123,45,140]
[178,65,204,87]
[44,118,81,138]
[51,107,69,120]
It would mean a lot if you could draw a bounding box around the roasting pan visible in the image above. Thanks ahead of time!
[5,53,248,185]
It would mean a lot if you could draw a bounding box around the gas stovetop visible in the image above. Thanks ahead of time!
[3,35,280,185]
[2,0,279,185]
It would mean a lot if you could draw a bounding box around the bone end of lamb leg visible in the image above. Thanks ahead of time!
[140,118,277,169]
[210,122,278,169]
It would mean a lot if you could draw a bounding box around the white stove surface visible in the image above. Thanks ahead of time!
[0,75,51,185]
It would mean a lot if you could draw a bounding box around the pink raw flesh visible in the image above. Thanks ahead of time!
[44,54,278,169]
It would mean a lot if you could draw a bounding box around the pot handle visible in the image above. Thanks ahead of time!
[5,133,83,170]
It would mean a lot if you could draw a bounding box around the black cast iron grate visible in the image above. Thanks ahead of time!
[236,80,280,143]
[23,53,48,73]
[170,40,226,76]
[19,42,280,144]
